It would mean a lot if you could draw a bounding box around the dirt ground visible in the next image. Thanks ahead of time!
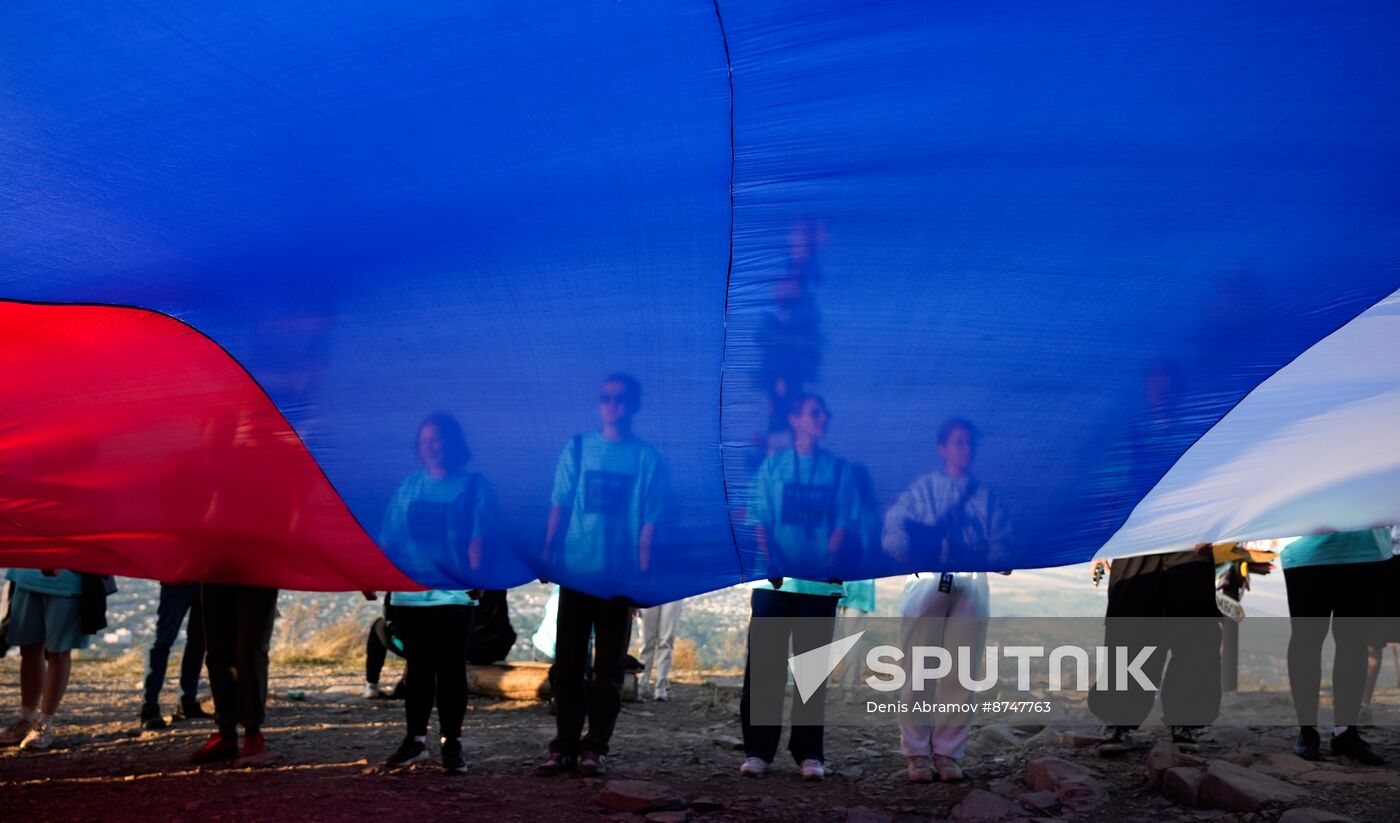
[2,657,1400,823]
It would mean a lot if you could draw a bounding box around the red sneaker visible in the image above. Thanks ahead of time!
[191,732,238,764]
[239,732,266,759]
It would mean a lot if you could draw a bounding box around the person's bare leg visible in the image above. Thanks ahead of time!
[39,651,72,717]
[19,643,45,713]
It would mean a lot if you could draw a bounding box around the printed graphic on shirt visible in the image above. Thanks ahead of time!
[408,500,450,544]
[781,483,835,527]
[583,470,633,516]
[902,514,986,558]
[407,492,478,549]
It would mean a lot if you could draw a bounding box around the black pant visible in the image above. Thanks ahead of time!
[1088,561,1221,728]
[366,601,407,684]
[142,582,205,712]
[740,588,838,764]
[1284,561,1385,727]
[397,605,472,740]
[202,583,278,736]
[366,619,389,684]
[550,588,631,756]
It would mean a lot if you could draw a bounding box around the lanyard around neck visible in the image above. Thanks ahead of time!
[791,448,822,488]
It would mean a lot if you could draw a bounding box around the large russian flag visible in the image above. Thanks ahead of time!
[2,1,1397,601]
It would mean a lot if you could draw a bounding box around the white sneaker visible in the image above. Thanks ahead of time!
[19,722,54,751]
[739,756,766,777]
[0,718,34,746]
[906,756,933,783]
[653,685,669,702]
[362,683,382,699]
[933,754,963,782]
[800,758,825,781]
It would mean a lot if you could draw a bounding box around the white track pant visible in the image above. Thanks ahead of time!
[898,574,990,760]
[639,600,683,693]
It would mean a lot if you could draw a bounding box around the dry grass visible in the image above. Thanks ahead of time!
[76,648,147,676]
[272,613,364,669]
[671,637,700,671]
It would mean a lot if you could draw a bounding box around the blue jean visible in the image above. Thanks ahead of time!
[141,582,205,712]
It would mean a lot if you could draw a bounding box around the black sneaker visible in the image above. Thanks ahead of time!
[535,750,575,776]
[140,707,166,731]
[440,737,469,774]
[1170,725,1202,751]
[385,736,429,768]
[1294,726,1321,761]
[1331,727,1385,766]
[173,702,212,722]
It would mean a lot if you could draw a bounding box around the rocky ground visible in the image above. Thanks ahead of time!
[2,657,1398,823]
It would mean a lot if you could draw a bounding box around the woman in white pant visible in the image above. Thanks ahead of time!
[883,417,1009,783]
[638,600,683,700]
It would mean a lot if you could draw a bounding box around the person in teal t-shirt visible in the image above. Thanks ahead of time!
[536,373,668,779]
[546,433,667,581]
[746,397,859,594]
[0,568,91,751]
[1282,528,1390,765]
[739,394,856,782]
[377,413,495,775]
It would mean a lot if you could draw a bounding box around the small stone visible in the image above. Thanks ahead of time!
[645,812,688,823]
[597,780,682,814]
[841,765,865,780]
[951,789,1030,821]
[1144,741,1179,789]
[1249,752,1314,779]
[1197,760,1308,813]
[1059,731,1103,749]
[1026,756,1093,793]
[1144,741,1206,788]
[1055,776,1103,811]
[1023,726,1060,749]
[1162,766,1204,807]
[1015,791,1058,812]
[711,735,744,750]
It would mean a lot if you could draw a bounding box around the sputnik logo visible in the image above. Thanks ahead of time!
[785,629,1159,702]
[787,631,865,703]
